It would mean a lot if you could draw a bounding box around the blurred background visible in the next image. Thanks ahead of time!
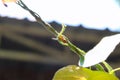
[0,17,120,80]
[0,0,120,80]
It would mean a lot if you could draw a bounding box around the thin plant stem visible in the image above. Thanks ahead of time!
[15,0,115,72]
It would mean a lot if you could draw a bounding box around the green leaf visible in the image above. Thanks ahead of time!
[95,64,105,71]
[53,65,119,80]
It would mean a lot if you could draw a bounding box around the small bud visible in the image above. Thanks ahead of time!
[58,35,67,43]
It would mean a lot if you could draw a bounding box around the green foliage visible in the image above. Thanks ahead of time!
[53,65,119,80]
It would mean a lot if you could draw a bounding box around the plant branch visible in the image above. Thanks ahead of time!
[15,0,114,72]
